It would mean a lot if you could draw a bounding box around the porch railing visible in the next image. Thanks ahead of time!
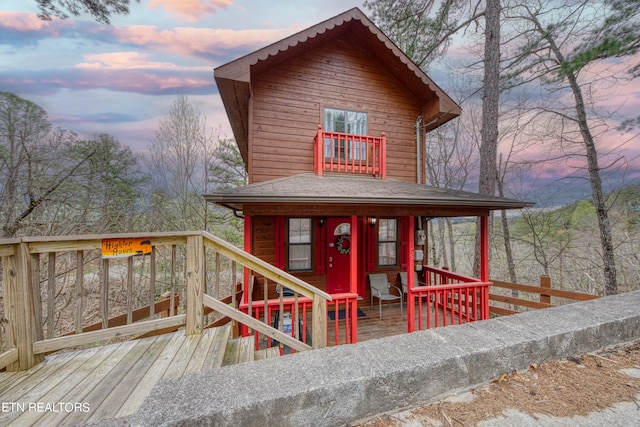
[314,125,386,178]
[240,281,359,350]
[409,266,491,331]
[0,231,331,371]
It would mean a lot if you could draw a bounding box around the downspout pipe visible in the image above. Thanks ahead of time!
[416,116,423,185]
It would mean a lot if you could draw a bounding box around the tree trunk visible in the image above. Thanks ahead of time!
[567,71,618,295]
[542,33,618,295]
[474,0,501,277]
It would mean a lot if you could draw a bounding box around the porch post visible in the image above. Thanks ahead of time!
[350,214,358,343]
[406,216,415,333]
[480,215,489,282]
[241,215,252,337]
[243,215,252,305]
[480,215,490,320]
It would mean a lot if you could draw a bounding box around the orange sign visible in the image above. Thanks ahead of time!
[102,237,152,258]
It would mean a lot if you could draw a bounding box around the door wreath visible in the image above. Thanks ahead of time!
[335,235,350,254]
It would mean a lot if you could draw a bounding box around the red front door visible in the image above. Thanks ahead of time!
[327,217,351,294]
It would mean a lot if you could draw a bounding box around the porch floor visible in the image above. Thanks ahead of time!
[328,300,464,345]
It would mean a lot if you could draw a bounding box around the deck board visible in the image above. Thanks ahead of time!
[162,332,203,379]
[58,337,160,426]
[115,333,188,417]
[0,350,78,399]
[201,324,232,371]
[184,328,216,374]
[8,343,129,427]
[86,335,173,423]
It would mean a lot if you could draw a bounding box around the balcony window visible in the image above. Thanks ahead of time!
[324,108,368,161]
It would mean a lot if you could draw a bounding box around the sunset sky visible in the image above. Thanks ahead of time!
[0,0,362,153]
[1,1,639,202]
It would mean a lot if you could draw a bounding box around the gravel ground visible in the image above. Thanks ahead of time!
[355,340,640,427]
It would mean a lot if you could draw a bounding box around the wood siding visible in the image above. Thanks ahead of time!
[250,34,422,184]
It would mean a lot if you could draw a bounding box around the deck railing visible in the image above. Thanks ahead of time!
[314,125,386,178]
[489,276,599,316]
[0,231,330,371]
[409,266,491,331]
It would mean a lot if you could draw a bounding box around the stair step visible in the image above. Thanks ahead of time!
[222,336,255,367]
[254,347,280,360]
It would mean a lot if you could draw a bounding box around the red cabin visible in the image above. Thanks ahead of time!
[206,8,530,345]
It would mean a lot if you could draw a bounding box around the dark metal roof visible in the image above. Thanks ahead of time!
[204,174,533,214]
[213,7,462,165]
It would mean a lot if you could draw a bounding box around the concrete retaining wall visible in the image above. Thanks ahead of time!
[100,290,640,427]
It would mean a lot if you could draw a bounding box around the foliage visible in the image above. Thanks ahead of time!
[34,0,137,24]
[209,138,247,190]
[363,0,483,68]
[0,92,147,237]
[59,134,148,234]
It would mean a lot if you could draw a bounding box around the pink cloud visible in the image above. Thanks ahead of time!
[0,11,51,31]
[147,0,233,22]
[0,11,299,62]
[111,25,297,59]
[76,52,212,71]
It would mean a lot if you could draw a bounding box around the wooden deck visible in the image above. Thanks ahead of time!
[0,324,270,426]
[0,302,459,426]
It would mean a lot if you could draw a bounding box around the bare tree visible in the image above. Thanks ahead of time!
[148,96,216,232]
[501,0,640,294]
[366,0,503,279]
[424,114,477,271]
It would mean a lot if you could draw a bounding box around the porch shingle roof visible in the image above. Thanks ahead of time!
[204,174,533,214]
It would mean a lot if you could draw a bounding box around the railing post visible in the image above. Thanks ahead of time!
[540,275,551,305]
[11,242,42,370]
[311,296,327,349]
[380,132,386,179]
[315,124,323,176]
[186,234,204,335]
[2,247,19,371]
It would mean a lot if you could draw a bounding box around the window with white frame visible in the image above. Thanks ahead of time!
[378,218,397,266]
[288,218,312,271]
[323,108,368,161]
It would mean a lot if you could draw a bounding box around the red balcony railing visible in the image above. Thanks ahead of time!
[314,125,386,178]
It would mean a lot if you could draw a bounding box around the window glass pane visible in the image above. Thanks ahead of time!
[378,242,397,266]
[378,219,397,266]
[378,219,396,241]
[289,218,311,243]
[289,218,312,271]
[333,223,350,236]
[289,245,311,271]
[324,108,367,135]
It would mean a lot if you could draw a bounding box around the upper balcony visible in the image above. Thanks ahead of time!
[313,125,386,179]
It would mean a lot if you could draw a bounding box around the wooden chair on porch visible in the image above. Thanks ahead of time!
[368,273,403,318]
